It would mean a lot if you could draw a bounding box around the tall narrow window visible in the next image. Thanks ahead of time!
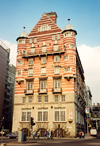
[54,95,58,102]
[16,69,21,76]
[37,109,48,121]
[28,96,32,103]
[54,66,59,74]
[26,81,33,93]
[57,33,60,40]
[54,45,58,51]
[22,97,26,103]
[29,58,33,65]
[54,55,59,62]
[30,47,35,54]
[52,34,55,40]
[54,79,61,89]
[28,69,33,76]
[41,57,46,64]
[29,38,32,44]
[21,109,31,121]
[41,68,46,75]
[34,37,37,43]
[42,46,46,53]
[40,80,46,92]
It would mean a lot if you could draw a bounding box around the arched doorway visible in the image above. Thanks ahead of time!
[36,128,46,137]
[21,128,31,136]
[54,128,66,137]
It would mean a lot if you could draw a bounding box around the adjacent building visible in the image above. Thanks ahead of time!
[0,40,10,129]
[12,12,86,137]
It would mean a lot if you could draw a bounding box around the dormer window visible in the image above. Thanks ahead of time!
[52,34,55,40]
[34,37,37,43]
[57,33,60,40]
[38,24,51,32]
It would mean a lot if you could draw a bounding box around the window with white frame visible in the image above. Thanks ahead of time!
[61,95,66,102]
[17,60,23,65]
[54,108,66,122]
[52,34,55,40]
[30,47,35,54]
[54,95,58,102]
[41,68,46,75]
[37,108,48,121]
[16,69,21,76]
[64,32,71,37]
[69,44,76,49]
[64,55,68,61]
[29,38,32,44]
[22,97,26,103]
[54,55,59,62]
[28,69,33,76]
[54,79,61,90]
[21,109,31,121]
[57,33,60,40]
[34,37,37,43]
[41,57,46,64]
[40,80,47,92]
[42,46,46,53]
[38,96,42,102]
[54,66,59,74]
[28,96,32,103]
[67,67,71,72]
[44,96,48,102]
[19,39,25,44]
[26,81,33,92]
[17,50,20,55]
[54,45,58,51]
[29,58,33,65]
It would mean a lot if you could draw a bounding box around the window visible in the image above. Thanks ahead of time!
[16,69,21,76]
[54,108,65,122]
[69,44,76,49]
[30,47,35,54]
[64,32,71,37]
[26,81,33,92]
[52,34,55,40]
[66,67,71,72]
[54,55,59,62]
[38,96,42,102]
[34,37,37,43]
[41,68,46,75]
[54,45,58,51]
[61,95,66,102]
[28,69,33,76]
[22,50,26,55]
[22,97,26,103]
[19,39,25,44]
[28,96,32,103]
[41,57,46,64]
[54,95,58,102]
[40,80,47,90]
[21,109,31,121]
[57,33,60,40]
[54,66,59,74]
[38,24,51,32]
[42,46,46,53]
[54,79,61,89]
[64,55,68,61]
[17,60,23,65]
[37,109,48,121]
[29,58,33,65]
[29,38,32,44]
[44,96,48,102]
[17,50,20,55]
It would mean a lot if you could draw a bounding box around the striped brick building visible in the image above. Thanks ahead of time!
[12,12,86,137]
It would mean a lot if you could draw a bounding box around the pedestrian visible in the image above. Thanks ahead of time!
[50,130,53,139]
[82,131,85,138]
[78,131,82,138]
[37,130,40,139]
[47,131,49,139]
[33,131,35,139]
[44,131,47,139]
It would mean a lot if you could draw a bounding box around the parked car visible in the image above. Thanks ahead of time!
[6,132,18,138]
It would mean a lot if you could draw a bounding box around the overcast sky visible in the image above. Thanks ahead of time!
[0,0,100,104]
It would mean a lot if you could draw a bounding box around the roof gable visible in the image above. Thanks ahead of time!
[28,13,62,37]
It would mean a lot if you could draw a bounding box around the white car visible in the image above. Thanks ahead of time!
[90,128,97,136]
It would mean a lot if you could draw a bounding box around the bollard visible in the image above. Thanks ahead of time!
[1,143,6,146]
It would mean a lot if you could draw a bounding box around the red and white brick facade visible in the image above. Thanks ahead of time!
[12,12,86,137]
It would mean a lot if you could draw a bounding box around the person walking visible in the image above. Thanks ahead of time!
[44,131,47,139]
[50,130,53,139]
[33,131,35,139]
[47,131,49,139]
[78,130,82,138]
[37,130,40,139]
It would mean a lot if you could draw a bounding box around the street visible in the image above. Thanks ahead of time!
[0,137,100,146]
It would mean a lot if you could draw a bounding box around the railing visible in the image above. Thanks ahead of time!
[38,88,47,94]
[52,87,62,93]
[24,89,34,95]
